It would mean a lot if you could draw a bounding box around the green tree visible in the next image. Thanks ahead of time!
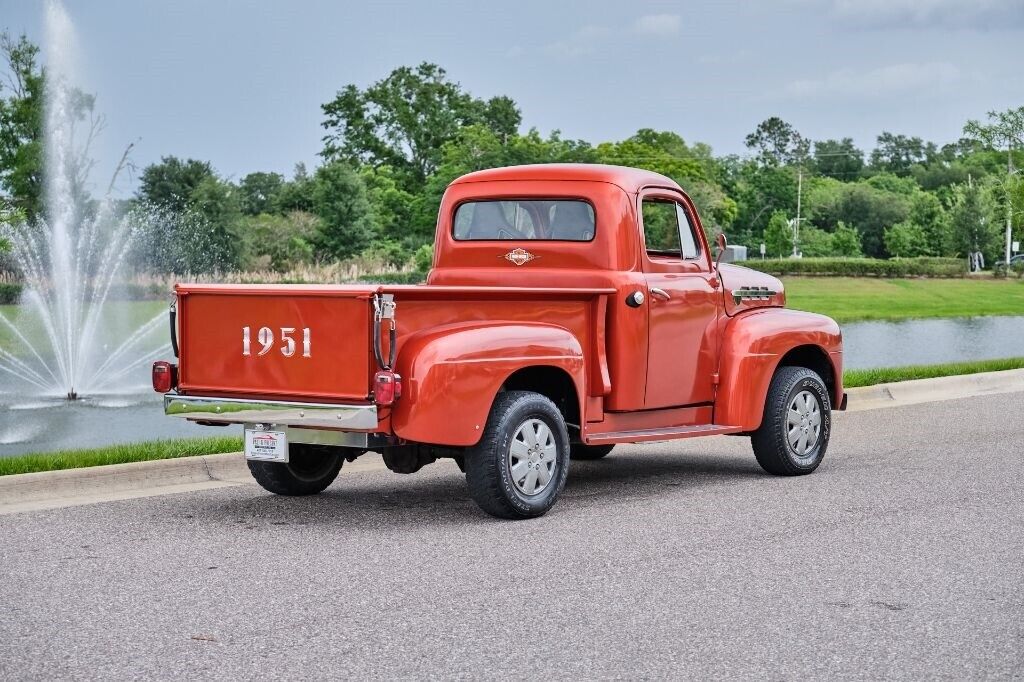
[360,165,416,246]
[813,138,864,180]
[883,221,928,258]
[733,162,797,238]
[744,117,810,167]
[869,132,936,176]
[237,211,318,271]
[276,163,317,214]
[909,191,951,255]
[807,181,909,258]
[321,63,522,190]
[137,156,216,211]
[188,175,241,268]
[831,221,863,257]
[948,180,1001,261]
[763,210,792,257]
[964,106,1024,264]
[796,225,833,257]
[238,172,284,215]
[311,161,376,259]
[0,33,43,218]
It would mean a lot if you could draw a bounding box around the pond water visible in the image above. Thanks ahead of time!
[842,315,1024,369]
[2,315,1022,457]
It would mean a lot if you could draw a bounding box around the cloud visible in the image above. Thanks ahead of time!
[824,0,1024,30]
[632,14,681,36]
[786,62,962,98]
[543,25,611,57]
[541,14,679,58]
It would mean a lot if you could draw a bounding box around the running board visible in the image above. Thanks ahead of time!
[584,424,744,445]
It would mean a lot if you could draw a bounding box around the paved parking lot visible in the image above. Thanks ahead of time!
[1,392,1022,679]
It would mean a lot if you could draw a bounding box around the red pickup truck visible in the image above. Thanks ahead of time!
[155,164,845,519]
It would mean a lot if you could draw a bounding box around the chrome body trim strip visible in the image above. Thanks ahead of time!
[164,393,379,430]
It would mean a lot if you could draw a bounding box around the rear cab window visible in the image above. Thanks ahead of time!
[453,199,596,241]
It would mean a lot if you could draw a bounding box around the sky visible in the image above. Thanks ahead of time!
[2,0,1023,197]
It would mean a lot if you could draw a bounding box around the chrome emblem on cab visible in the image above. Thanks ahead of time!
[503,248,538,266]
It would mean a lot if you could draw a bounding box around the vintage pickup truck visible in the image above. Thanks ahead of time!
[154,164,845,519]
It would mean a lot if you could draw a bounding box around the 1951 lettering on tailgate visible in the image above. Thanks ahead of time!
[154,164,846,519]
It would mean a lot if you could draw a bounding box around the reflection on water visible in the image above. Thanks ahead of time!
[0,392,239,457]
[2,316,1022,457]
[842,316,1024,370]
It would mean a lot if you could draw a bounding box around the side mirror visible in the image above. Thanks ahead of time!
[715,233,728,272]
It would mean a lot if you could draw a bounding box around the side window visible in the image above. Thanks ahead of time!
[641,200,681,256]
[677,204,701,259]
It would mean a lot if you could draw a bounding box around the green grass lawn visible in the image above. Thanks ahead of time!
[844,357,1024,388]
[783,277,1024,323]
[0,436,242,476]
[0,300,166,357]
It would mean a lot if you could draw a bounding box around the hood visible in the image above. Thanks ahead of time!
[719,263,785,316]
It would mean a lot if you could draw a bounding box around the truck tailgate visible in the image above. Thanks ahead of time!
[175,284,376,402]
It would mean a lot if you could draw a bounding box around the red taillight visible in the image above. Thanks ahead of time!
[152,361,177,393]
[373,370,402,406]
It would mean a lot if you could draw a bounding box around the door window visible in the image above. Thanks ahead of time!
[641,199,702,260]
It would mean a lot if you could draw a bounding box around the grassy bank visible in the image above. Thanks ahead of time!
[783,277,1024,322]
[0,436,242,476]
[843,357,1024,388]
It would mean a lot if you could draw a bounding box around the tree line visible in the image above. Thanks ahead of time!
[1,31,1022,274]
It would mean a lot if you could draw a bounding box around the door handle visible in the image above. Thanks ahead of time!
[650,287,671,301]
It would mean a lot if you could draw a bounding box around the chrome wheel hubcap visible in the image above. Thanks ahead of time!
[508,418,557,496]
[787,390,821,459]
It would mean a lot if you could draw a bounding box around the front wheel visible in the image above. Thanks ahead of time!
[248,444,344,496]
[465,391,570,519]
[751,366,832,476]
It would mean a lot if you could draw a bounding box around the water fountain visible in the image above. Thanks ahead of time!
[0,2,214,454]
[0,1,169,401]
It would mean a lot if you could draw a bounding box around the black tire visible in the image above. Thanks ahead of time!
[751,366,832,476]
[570,444,615,460]
[465,391,570,519]
[247,443,344,496]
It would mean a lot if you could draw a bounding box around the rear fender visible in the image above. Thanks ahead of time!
[391,322,586,446]
[716,309,843,431]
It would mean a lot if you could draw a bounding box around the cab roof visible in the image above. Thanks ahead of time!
[450,163,682,194]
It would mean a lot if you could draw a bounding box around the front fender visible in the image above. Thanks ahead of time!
[716,309,843,431]
[391,322,586,446]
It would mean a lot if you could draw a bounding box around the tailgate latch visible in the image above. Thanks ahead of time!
[372,293,397,370]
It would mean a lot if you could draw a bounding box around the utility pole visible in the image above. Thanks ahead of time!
[1006,142,1014,268]
[793,170,802,257]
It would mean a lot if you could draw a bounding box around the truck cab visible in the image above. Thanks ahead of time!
[157,164,845,519]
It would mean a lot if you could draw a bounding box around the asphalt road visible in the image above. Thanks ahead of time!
[1,393,1022,680]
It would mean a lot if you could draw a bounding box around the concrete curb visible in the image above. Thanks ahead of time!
[844,368,1024,412]
[2,368,1022,514]
[0,451,389,515]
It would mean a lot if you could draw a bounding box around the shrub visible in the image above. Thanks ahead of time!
[0,282,21,304]
[412,244,433,272]
[744,257,965,278]
[356,271,427,285]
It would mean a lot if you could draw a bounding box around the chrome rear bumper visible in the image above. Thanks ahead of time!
[163,393,379,430]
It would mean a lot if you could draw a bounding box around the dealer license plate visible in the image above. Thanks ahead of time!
[245,429,288,462]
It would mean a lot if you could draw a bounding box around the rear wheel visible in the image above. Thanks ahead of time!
[248,443,344,496]
[465,391,570,519]
[751,366,832,476]
[570,444,614,460]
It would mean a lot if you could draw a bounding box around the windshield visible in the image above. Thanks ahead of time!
[453,200,595,241]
